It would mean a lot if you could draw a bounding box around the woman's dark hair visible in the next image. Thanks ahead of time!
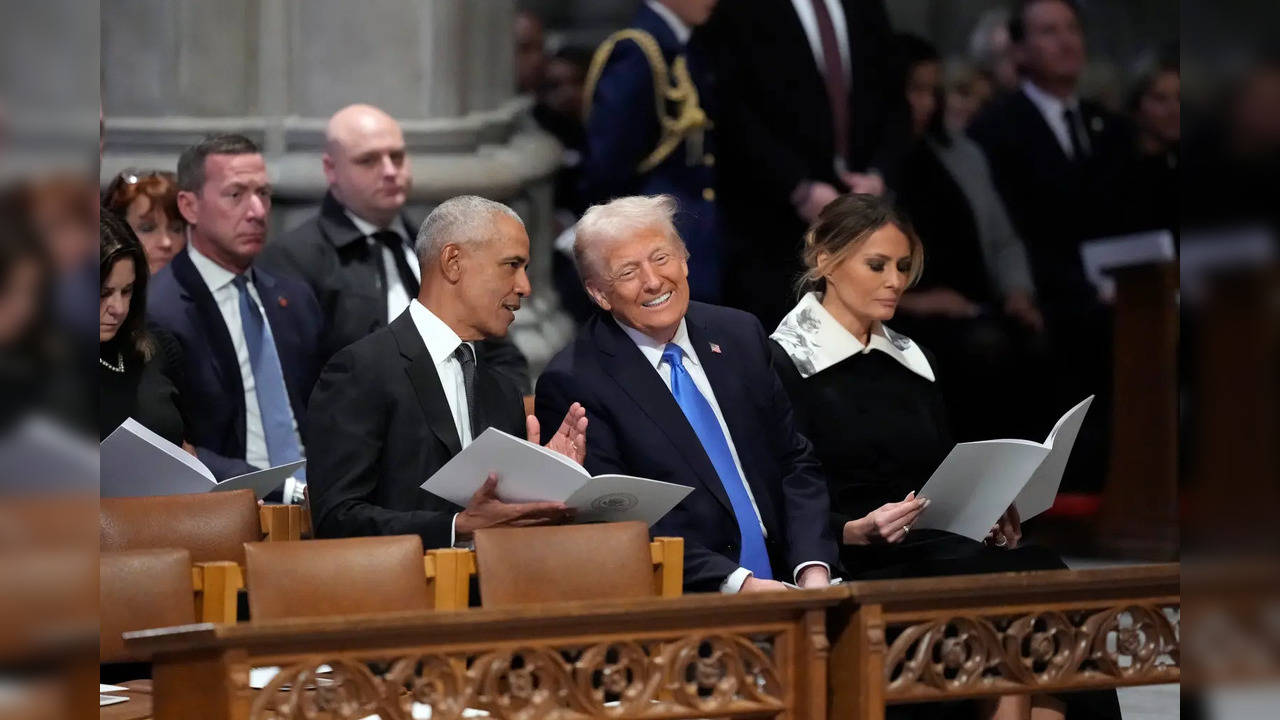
[798,193,924,296]
[99,208,153,362]
[892,33,949,145]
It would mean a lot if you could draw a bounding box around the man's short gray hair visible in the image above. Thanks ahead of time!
[415,195,523,265]
[572,194,687,285]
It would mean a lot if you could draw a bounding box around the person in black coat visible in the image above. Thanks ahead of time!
[99,211,184,445]
[305,195,586,548]
[712,0,909,329]
[770,194,1120,720]
[259,104,530,393]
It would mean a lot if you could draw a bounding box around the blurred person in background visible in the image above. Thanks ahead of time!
[968,0,1135,491]
[890,34,1050,441]
[1115,56,1179,234]
[536,46,592,220]
[714,0,906,329]
[515,8,547,96]
[942,60,995,132]
[102,169,186,274]
[259,104,530,391]
[0,192,51,430]
[967,8,1019,96]
[98,210,186,446]
[581,0,725,304]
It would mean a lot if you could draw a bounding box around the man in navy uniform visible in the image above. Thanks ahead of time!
[581,0,724,303]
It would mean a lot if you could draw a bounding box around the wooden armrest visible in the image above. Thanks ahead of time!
[650,537,684,597]
[191,561,242,624]
[424,548,473,611]
[258,504,303,541]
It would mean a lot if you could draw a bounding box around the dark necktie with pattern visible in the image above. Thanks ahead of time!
[453,342,480,440]
[809,0,850,167]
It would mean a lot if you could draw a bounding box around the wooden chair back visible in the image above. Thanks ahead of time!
[243,535,432,619]
[473,521,658,608]
[100,548,196,663]
[100,489,262,564]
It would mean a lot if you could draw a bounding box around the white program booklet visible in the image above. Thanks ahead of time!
[421,427,692,526]
[100,418,304,498]
[915,396,1093,541]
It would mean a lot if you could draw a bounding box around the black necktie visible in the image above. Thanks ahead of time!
[373,230,419,297]
[1062,107,1089,160]
[453,342,480,439]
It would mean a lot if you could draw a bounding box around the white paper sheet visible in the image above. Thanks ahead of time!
[99,695,129,707]
[564,474,692,525]
[101,417,302,498]
[1014,396,1094,519]
[915,440,1049,541]
[99,684,128,693]
[422,428,691,527]
[214,459,305,497]
[101,418,216,496]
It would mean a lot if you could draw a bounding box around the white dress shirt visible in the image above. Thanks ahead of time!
[1020,79,1091,159]
[407,300,477,548]
[187,243,302,471]
[789,0,852,84]
[617,318,829,593]
[407,300,474,449]
[346,211,420,323]
[645,0,692,44]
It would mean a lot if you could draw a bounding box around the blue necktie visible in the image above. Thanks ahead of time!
[661,343,773,580]
[233,275,304,478]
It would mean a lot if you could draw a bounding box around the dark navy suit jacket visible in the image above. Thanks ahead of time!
[147,248,323,480]
[535,302,838,592]
[581,3,724,302]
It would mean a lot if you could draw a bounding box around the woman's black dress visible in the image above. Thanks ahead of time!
[99,329,185,444]
[769,317,1120,719]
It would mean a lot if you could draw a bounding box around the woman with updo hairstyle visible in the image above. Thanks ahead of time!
[769,194,1118,720]
[102,169,186,274]
[99,209,187,447]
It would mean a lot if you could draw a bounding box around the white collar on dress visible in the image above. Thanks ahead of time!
[770,292,935,382]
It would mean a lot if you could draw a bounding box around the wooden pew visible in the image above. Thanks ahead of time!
[829,564,1180,719]
[126,588,845,719]
[188,506,306,623]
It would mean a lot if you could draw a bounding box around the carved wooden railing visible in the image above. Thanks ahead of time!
[829,564,1180,719]
[126,588,843,720]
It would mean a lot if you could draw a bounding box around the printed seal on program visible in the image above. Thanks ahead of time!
[591,492,639,513]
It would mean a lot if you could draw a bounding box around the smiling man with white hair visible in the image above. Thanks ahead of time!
[536,194,838,593]
[306,195,588,549]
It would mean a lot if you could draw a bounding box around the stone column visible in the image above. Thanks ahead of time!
[101,0,569,373]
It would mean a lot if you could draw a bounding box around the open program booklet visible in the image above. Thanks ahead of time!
[421,427,692,526]
[914,396,1094,541]
[100,418,303,498]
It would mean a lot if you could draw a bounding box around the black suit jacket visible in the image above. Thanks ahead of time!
[535,303,838,592]
[146,248,323,480]
[260,192,531,392]
[968,88,1133,308]
[711,0,906,325]
[305,310,526,549]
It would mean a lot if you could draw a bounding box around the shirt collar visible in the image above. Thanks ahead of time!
[770,292,935,382]
[187,241,246,293]
[344,209,409,243]
[407,300,468,368]
[645,0,692,45]
[1021,79,1079,118]
[615,316,698,370]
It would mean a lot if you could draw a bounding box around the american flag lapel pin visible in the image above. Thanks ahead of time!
[709,342,722,354]
[278,296,288,308]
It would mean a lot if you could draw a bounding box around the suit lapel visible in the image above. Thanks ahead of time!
[1013,90,1075,167]
[390,312,462,457]
[593,317,735,517]
[171,250,240,397]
